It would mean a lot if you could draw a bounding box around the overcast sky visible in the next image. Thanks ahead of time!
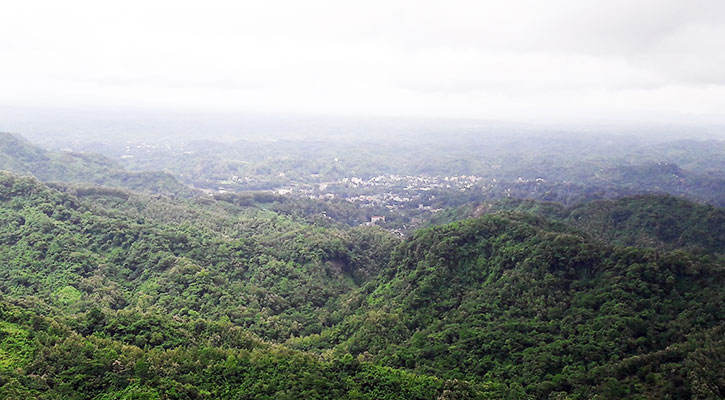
[2,0,725,125]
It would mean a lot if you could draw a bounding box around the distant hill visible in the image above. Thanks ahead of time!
[595,162,725,206]
[430,195,725,254]
[0,132,191,195]
[564,195,725,253]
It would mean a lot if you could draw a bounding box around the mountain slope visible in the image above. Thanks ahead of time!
[0,172,496,399]
[564,195,725,253]
[295,213,725,398]
[0,299,491,399]
[0,172,396,340]
[431,195,725,254]
[1,169,723,398]
[0,132,190,195]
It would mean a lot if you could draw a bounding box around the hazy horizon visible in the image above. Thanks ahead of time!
[2,104,725,145]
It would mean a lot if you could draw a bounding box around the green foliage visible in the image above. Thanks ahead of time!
[0,170,723,398]
[435,195,725,254]
[0,172,398,341]
[564,195,725,254]
[53,286,83,307]
[299,212,725,398]
[0,300,491,399]
[0,321,34,373]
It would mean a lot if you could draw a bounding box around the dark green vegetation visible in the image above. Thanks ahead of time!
[0,130,724,399]
[0,173,395,341]
[1,172,723,398]
[1,173,488,399]
[212,191,389,228]
[294,213,724,399]
[431,195,725,255]
[1,299,490,399]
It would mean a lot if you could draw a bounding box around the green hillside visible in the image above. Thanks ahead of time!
[0,171,723,398]
[0,299,490,399]
[0,173,487,398]
[0,172,396,340]
[294,213,725,398]
[0,133,190,195]
[431,195,725,254]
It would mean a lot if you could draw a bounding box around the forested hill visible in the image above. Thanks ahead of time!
[430,195,725,254]
[0,170,723,398]
[0,132,190,195]
[564,196,724,253]
[0,298,493,399]
[0,172,396,340]
[0,172,487,398]
[294,213,725,398]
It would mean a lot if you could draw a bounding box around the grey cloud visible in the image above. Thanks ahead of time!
[0,0,723,124]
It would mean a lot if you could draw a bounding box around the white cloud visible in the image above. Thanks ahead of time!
[1,0,724,124]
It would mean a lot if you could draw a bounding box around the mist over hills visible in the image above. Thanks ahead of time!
[0,132,190,196]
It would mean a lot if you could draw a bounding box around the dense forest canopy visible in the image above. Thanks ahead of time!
[0,130,723,399]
